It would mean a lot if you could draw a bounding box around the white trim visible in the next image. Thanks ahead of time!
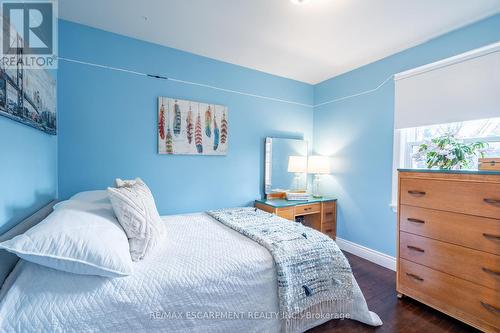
[313,75,393,108]
[336,237,396,271]
[394,41,500,81]
[58,57,314,108]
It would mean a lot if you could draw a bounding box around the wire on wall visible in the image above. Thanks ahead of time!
[57,56,394,108]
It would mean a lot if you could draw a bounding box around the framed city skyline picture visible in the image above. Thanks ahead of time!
[0,63,56,135]
[158,97,228,155]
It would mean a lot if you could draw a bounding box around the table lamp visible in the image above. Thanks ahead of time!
[308,156,330,198]
[287,155,307,191]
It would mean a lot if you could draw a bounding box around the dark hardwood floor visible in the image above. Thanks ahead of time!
[307,252,479,333]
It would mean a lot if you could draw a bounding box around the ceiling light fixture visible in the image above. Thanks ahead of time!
[290,0,311,5]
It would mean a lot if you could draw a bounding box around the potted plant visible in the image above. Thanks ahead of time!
[414,135,487,170]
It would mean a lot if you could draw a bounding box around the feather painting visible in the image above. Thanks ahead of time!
[213,114,219,151]
[205,105,212,137]
[158,97,227,155]
[221,111,228,144]
[173,100,182,136]
[195,112,203,153]
[158,102,165,140]
[186,105,193,144]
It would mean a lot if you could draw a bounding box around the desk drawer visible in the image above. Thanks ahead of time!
[322,202,336,223]
[322,222,336,239]
[399,259,500,332]
[276,207,295,221]
[400,178,500,219]
[295,203,320,215]
[400,205,500,255]
[400,232,500,290]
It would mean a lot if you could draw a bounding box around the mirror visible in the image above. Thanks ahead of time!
[265,137,308,194]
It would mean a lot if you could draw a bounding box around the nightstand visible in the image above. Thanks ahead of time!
[254,197,337,239]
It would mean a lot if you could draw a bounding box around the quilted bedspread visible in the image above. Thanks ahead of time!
[0,213,381,333]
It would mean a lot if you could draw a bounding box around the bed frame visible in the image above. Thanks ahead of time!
[0,201,56,288]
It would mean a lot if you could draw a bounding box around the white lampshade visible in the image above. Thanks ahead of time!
[308,156,330,174]
[287,155,307,173]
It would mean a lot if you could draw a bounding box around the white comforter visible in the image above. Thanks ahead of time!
[0,213,381,332]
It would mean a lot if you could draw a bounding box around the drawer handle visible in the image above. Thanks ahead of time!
[325,212,333,216]
[407,218,425,224]
[480,301,500,314]
[483,198,500,206]
[406,273,424,282]
[407,245,425,253]
[483,233,500,241]
[408,190,426,196]
[303,207,312,211]
[324,229,333,233]
[482,267,500,277]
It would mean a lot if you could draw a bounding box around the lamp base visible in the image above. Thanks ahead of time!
[312,174,322,198]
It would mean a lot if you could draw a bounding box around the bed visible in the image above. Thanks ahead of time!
[0,197,380,332]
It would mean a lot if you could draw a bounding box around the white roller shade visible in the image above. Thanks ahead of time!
[394,42,500,129]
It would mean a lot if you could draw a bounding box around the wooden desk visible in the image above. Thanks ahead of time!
[254,197,337,239]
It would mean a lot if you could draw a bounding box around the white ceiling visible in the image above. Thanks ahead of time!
[59,0,500,84]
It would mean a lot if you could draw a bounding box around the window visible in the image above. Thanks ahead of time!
[401,117,500,169]
[390,117,500,210]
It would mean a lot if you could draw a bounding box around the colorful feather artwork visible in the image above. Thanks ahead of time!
[158,102,165,140]
[186,105,193,144]
[158,97,227,155]
[195,112,203,153]
[205,105,212,137]
[213,114,219,151]
[173,100,182,136]
[220,111,228,144]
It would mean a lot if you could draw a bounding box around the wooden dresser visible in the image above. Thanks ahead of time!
[397,169,500,332]
[255,198,337,239]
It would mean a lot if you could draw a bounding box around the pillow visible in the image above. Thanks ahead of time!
[53,190,110,210]
[107,178,165,261]
[70,190,110,203]
[115,178,138,188]
[0,199,133,277]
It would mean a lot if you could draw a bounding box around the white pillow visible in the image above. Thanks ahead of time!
[52,190,110,210]
[70,190,110,203]
[107,178,165,261]
[0,199,133,277]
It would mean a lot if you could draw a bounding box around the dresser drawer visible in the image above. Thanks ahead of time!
[400,232,500,290]
[400,205,500,255]
[400,178,500,219]
[399,259,500,332]
[295,203,320,215]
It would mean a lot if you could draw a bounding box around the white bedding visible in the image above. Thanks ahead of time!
[0,213,380,332]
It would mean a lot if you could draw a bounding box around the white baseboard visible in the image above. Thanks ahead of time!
[336,237,396,271]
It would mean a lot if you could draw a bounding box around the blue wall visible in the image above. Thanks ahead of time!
[0,117,57,234]
[57,15,500,256]
[313,14,500,257]
[57,20,313,215]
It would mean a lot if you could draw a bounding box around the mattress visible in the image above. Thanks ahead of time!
[0,213,380,332]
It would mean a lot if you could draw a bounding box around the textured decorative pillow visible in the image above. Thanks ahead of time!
[0,199,133,277]
[107,178,165,261]
[115,178,139,188]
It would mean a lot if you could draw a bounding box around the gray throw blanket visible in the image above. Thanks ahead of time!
[207,207,354,332]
